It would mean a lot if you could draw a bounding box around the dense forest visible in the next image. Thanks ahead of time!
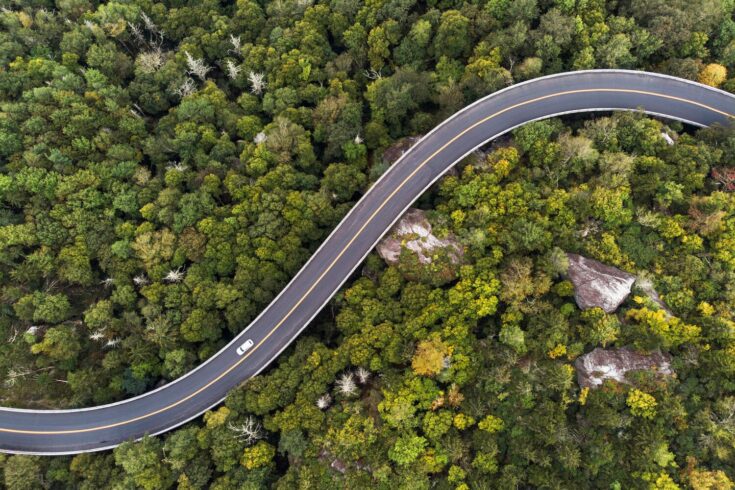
[1,0,735,487]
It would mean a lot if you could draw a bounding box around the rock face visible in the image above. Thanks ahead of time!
[636,276,673,317]
[319,449,347,474]
[381,135,422,166]
[566,253,636,313]
[377,208,463,266]
[575,347,673,389]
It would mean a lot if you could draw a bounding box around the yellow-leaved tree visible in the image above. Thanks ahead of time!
[411,337,449,376]
[698,63,727,87]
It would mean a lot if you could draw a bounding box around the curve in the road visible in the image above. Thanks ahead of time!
[2,70,734,455]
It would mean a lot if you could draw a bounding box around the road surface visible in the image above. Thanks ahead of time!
[1,70,733,454]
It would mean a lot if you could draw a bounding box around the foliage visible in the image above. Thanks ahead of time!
[627,389,659,420]
[1,0,735,488]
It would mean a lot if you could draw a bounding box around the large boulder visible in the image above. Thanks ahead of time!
[636,276,673,317]
[575,347,673,389]
[378,209,462,265]
[566,253,636,313]
[379,134,463,179]
[381,135,423,166]
[377,208,463,284]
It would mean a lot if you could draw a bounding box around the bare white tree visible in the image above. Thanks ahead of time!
[248,71,266,95]
[166,161,188,172]
[173,77,197,98]
[228,416,263,445]
[184,51,211,81]
[133,274,149,286]
[363,68,382,80]
[129,11,166,76]
[442,356,452,370]
[229,34,242,55]
[225,60,241,80]
[253,132,267,144]
[164,267,185,283]
[5,367,53,388]
[140,12,161,37]
[128,21,146,45]
[100,277,114,288]
[355,367,370,384]
[137,49,166,73]
[4,368,31,388]
[316,393,332,410]
[105,338,121,349]
[89,330,105,341]
[577,219,600,238]
[336,372,358,397]
[353,134,363,145]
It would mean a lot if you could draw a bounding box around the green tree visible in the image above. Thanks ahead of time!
[31,325,81,363]
[240,441,275,470]
[321,163,366,202]
[433,11,471,59]
[365,68,431,136]
[411,337,449,377]
[4,456,42,490]
[389,434,427,466]
[114,437,173,490]
[14,292,72,324]
[627,389,658,420]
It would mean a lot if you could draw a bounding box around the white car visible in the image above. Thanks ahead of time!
[236,339,254,356]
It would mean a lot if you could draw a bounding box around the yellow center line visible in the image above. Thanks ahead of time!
[1,87,731,436]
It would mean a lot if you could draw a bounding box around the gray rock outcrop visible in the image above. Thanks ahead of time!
[566,253,636,313]
[381,136,423,166]
[377,208,463,266]
[575,347,673,389]
[635,276,673,317]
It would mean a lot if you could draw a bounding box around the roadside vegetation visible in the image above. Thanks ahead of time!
[1,0,735,488]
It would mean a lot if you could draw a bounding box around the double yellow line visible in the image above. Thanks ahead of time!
[1,87,731,436]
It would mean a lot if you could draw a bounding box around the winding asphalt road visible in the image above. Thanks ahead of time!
[2,70,734,455]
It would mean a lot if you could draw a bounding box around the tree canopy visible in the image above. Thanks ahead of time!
[1,0,735,488]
